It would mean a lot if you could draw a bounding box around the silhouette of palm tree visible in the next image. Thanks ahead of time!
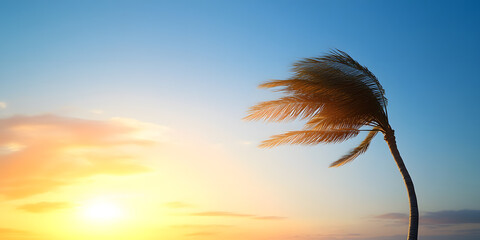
[245,50,418,240]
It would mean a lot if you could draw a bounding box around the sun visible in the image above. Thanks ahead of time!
[80,199,125,223]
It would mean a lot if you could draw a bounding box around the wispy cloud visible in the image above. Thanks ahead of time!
[455,228,480,235]
[190,211,254,217]
[172,224,230,238]
[0,114,168,199]
[0,102,6,109]
[170,224,231,229]
[374,212,408,224]
[0,227,36,239]
[164,201,194,209]
[287,233,363,240]
[17,201,74,213]
[252,216,287,220]
[422,210,480,225]
[374,209,480,226]
[188,211,285,220]
[288,232,480,240]
[184,231,217,237]
[0,227,30,234]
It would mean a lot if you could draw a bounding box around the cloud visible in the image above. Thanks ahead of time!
[0,227,37,239]
[17,201,74,213]
[164,201,193,209]
[184,232,217,237]
[290,213,480,240]
[190,211,254,217]
[455,228,480,235]
[252,216,286,220]
[0,114,168,199]
[375,212,409,220]
[171,224,230,238]
[188,211,285,220]
[0,102,6,109]
[422,210,480,225]
[374,212,408,224]
[170,224,231,229]
[374,210,480,226]
[288,233,363,240]
[0,228,30,234]
[288,232,480,240]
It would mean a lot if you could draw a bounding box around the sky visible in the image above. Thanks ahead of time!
[0,0,479,239]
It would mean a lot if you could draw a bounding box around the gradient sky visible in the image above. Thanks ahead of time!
[1,1,480,240]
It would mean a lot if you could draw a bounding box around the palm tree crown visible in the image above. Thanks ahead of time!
[245,49,392,167]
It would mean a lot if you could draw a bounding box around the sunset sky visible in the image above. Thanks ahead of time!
[1,1,480,240]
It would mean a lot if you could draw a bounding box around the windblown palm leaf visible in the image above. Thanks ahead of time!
[245,49,389,166]
[259,129,360,148]
[244,95,326,122]
[329,127,380,167]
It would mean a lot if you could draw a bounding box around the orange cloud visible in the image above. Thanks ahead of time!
[0,227,37,240]
[17,201,73,213]
[0,114,167,199]
[0,227,30,234]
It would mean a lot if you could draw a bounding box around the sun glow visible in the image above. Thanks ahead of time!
[81,200,125,223]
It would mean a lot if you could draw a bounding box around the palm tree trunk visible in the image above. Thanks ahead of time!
[384,129,419,240]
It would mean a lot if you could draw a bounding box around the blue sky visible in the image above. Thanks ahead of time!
[0,1,479,239]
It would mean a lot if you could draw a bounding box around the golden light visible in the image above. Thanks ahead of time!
[80,199,125,223]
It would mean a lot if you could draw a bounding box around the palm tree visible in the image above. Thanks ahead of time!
[244,50,418,240]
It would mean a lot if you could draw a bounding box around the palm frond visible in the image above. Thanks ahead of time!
[295,49,388,110]
[290,50,389,127]
[324,49,387,106]
[329,127,380,167]
[244,95,326,122]
[245,50,390,167]
[304,115,374,131]
[258,79,343,98]
[258,77,386,126]
[259,130,360,148]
